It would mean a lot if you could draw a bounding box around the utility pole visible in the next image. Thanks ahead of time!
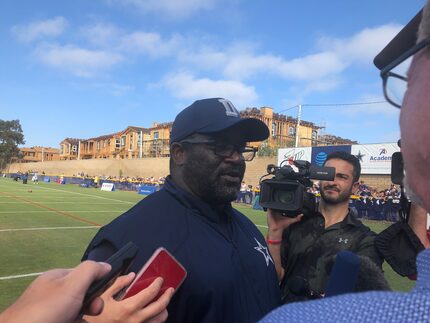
[295,104,302,148]
[139,130,143,158]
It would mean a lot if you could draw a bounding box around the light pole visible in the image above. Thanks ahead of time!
[295,104,302,148]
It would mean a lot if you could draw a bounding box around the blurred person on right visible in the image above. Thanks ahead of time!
[261,3,430,322]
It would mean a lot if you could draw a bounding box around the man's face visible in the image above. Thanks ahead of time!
[181,134,246,204]
[400,50,430,211]
[319,158,358,205]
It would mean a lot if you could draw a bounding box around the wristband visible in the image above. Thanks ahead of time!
[266,238,282,245]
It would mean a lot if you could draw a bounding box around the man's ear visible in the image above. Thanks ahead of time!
[352,181,360,193]
[170,142,187,166]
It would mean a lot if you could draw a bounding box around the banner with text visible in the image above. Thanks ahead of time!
[351,143,399,174]
[277,147,312,166]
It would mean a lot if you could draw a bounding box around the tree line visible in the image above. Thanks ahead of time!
[0,120,25,170]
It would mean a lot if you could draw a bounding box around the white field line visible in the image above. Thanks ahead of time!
[0,196,104,198]
[36,185,136,205]
[0,210,120,213]
[0,226,99,232]
[0,199,126,201]
[256,224,268,229]
[0,272,43,280]
[0,181,136,205]
[0,202,128,204]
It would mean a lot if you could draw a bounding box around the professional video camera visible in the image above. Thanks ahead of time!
[259,160,335,217]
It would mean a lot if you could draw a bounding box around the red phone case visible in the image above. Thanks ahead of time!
[120,248,187,300]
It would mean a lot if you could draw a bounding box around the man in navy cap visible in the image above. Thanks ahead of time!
[82,98,281,322]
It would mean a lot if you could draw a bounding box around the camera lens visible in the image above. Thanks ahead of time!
[274,190,295,204]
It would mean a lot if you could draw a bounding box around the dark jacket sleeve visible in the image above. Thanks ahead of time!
[375,221,425,277]
[355,233,384,269]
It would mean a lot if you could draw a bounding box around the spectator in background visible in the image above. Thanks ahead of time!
[31,172,38,184]
[246,184,253,204]
[238,181,247,203]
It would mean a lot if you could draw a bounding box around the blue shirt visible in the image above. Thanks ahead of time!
[260,248,430,323]
[83,176,281,323]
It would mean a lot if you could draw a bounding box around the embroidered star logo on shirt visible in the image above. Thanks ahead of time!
[338,237,349,244]
[254,238,274,267]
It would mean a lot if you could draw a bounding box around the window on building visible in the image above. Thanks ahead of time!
[72,145,77,152]
[289,126,296,136]
[272,122,277,138]
[121,136,126,146]
[312,130,318,145]
[97,141,100,150]
[312,130,318,140]
[154,132,159,140]
[115,139,120,149]
[103,140,106,148]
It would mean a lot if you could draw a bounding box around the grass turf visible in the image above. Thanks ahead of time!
[0,177,414,311]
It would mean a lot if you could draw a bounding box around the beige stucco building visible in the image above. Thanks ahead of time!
[58,107,354,160]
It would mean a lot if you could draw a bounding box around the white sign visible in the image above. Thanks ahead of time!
[351,143,400,174]
[277,147,312,166]
[101,183,115,192]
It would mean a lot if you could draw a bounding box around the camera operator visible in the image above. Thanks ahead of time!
[260,5,430,321]
[267,151,383,302]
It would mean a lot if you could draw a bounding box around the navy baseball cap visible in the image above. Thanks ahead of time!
[170,98,269,143]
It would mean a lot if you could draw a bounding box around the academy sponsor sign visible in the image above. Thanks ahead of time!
[351,143,400,174]
[277,147,312,166]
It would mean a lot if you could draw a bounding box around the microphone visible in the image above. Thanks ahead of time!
[325,250,360,297]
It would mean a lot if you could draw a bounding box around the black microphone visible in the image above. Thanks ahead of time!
[325,250,360,297]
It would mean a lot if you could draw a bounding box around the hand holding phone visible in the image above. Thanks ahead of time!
[117,247,187,301]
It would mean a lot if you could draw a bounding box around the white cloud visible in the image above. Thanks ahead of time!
[119,32,183,57]
[278,52,347,80]
[318,24,402,63]
[11,17,68,43]
[33,43,123,77]
[80,23,122,47]
[178,23,401,92]
[162,72,258,106]
[181,48,346,82]
[108,0,217,19]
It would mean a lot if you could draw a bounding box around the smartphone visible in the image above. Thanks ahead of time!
[82,241,138,308]
[117,247,187,301]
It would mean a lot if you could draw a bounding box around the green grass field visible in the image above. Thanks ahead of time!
[0,177,414,311]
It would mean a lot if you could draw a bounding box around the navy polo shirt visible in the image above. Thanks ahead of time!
[82,176,281,323]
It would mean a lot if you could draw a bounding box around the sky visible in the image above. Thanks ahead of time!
[0,0,425,148]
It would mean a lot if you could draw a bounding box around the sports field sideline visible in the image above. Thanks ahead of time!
[0,177,414,311]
